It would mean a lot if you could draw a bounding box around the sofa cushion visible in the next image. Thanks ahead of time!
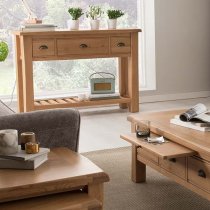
[0,100,15,116]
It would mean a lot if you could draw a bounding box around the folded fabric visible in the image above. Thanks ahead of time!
[147,136,165,143]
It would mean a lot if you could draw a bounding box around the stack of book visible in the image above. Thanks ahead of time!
[0,147,50,170]
[170,103,210,132]
[20,24,57,32]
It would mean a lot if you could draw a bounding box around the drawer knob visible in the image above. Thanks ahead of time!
[169,158,176,163]
[198,169,206,178]
[39,45,48,50]
[117,42,125,47]
[80,44,88,48]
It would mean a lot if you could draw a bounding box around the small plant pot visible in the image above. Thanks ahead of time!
[108,19,117,29]
[67,19,79,30]
[90,20,100,30]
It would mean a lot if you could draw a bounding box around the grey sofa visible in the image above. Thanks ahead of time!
[0,101,80,152]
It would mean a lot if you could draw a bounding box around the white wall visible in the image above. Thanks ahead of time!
[141,0,210,102]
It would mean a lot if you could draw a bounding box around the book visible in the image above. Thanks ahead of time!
[89,93,120,100]
[22,24,56,28]
[179,103,210,123]
[173,115,210,127]
[0,147,50,161]
[170,118,210,132]
[20,24,57,32]
[21,27,56,32]
[0,153,48,170]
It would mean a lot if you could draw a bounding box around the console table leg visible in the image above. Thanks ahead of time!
[132,145,146,183]
[118,57,128,109]
[128,33,139,113]
[14,35,24,113]
[21,36,34,112]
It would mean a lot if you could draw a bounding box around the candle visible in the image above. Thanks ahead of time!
[20,132,36,150]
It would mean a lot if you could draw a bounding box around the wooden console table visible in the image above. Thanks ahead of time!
[0,148,109,209]
[13,29,141,113]
[121,110,210,201]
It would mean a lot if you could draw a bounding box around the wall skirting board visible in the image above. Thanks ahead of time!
[140,91,210,103]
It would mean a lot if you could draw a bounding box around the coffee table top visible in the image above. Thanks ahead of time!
[128,110,210,156]
[0,148,109,203]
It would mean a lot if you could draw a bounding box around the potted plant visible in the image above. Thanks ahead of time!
[0,40,9,62]
[107,9,124,29]
[67,7,84,30]
[86,5,103,30]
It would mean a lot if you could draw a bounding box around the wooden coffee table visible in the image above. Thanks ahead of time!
[0,148,109,210]
[121,110,210,201]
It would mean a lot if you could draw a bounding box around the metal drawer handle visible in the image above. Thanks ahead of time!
[198,169,206,178]
[117,42,125,47]
[169,158,176,163]
[39,45,48,50]
[80,44,88,48]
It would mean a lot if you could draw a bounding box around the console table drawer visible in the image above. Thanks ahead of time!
[32,39,55,57]
[110,36,131,54]
[160,157,187,179]
[188,156,210,192]
[57,38,109,55]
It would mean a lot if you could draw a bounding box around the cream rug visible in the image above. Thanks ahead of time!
[83,147,210,210]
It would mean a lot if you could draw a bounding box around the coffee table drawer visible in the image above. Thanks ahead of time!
[110,36,131,54]
[160,157,187,179]
[33,39,55,57]
[121,133,196,159]
[188,156,210,192]
[137,147,159,165]
[57,37,109,56]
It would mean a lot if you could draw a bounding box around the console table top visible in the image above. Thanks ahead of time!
[13,28,142,36]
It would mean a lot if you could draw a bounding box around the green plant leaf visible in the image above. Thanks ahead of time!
[0,41,9,62]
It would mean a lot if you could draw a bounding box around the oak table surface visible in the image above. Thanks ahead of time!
[123,109,210,201]
[128,109,210,157]
[0,147,109,203]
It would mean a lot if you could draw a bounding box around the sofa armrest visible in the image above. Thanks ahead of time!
[0,109,80,152]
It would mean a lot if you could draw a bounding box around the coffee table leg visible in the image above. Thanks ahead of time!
[88,183,103,209]
[132,145,146,183]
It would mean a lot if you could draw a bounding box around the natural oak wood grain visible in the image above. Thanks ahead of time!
[21,36,34,112]
[131,144,146,183]
[118,57,128,109]
[34,96,131,110]
[14,35,24,112]
[13,29,141,113]
[121,133,196,159]
[127,32,139,112]
[0,148,109,207]
[0,192,102,210]
[122,110,210,201]
[128,110,210,157]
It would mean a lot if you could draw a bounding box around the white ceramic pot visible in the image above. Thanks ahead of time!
[67,19,79,30]
[90,19,100,30]
[108,19,117,29]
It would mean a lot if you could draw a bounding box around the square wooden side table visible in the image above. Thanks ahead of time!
[0,148,109,210]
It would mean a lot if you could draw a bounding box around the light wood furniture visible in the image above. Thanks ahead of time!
[13,29,141,113]
[0,148,109,210]
[121,110,210,201]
